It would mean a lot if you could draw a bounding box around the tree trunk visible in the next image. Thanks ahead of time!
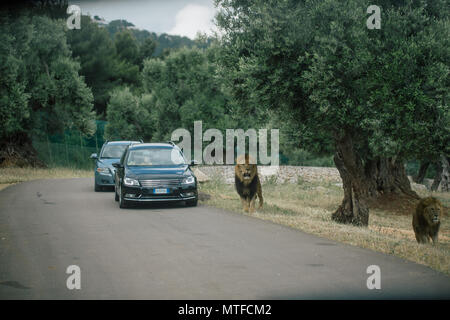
[332,132,370,226]
[431,156,450,192]
[431,161,441,191]
[332,131,419,227]
[365,157,419,199]
[414,161,430,184]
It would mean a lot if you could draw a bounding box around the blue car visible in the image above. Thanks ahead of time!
[90,140,141,191]
[112,142,198,208]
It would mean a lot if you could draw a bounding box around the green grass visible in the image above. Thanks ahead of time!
[199,175,450,275]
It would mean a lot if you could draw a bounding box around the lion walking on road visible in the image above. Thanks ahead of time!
[235,154,263,213]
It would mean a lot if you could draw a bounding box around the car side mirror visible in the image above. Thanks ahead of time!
[90,153,98,159]
[112,162,122,168]
[190,160,199,166]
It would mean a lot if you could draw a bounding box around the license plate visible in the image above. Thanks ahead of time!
[153,188,169,194]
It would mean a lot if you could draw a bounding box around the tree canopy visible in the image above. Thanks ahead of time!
[0,5,95,166]
[215,0,449,225]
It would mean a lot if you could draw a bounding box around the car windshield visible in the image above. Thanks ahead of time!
[127,148,186,166]
[100,144,128,159]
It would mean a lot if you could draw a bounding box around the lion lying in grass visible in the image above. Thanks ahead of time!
[413,197,442,244]
[235,154,263,213]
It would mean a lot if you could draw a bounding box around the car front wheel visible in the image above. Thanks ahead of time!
[186,199,198,207]
[114,185,119,201]
[119,185,130,208]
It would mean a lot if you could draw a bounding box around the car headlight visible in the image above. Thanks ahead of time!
[96,167,111,174]
[182,176,195,185]
[124,177,140,186]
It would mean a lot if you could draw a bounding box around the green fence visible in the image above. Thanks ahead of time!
[32,121,107,170]
[33,121,424,173]
[32,141,97,169]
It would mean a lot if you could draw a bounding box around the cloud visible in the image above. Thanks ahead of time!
[168,3,216,39]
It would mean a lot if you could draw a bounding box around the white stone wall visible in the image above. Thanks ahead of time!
[197,165,342,184]
[196,166,430,192]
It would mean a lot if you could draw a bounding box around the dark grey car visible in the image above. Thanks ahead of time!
[113,142,198,208]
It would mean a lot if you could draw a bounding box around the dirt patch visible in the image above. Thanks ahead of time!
[198,192,211,201]
[368,193,449,217]
[367,194,419,216]
[0,184,13,191]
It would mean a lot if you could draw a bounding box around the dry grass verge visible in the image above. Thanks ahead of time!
[0,167,92,190]
[199,175,450,275]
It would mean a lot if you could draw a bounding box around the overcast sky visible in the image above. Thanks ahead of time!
[69,0,218,39]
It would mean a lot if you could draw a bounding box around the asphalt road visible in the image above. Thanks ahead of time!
[0,178,449,299]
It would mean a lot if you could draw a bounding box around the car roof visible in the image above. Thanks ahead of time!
[105,141,141,145]
[129,143,175,150]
